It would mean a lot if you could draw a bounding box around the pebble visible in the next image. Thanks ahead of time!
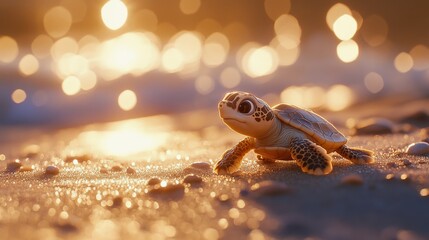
[401,159,412,166]
[111,165,123,172]
[45,165,59,175]
[183,174,203,184]
[100,167,108,174]
[148,183,185,195]
[405,142,429,156]
[250,180,291,196]
[350,118,395,135]
[6,160,22,172]
[386,162,397,168]
[147,177,162,186]
[190,162,211,170]
[340,174,364,186]
[19,165,35,172]
[126,167,136,174]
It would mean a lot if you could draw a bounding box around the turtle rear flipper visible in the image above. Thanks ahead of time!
[336,145,374,164]
[290,138,333,175]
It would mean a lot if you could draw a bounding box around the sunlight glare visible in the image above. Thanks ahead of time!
[101,0,128,30]
[242,46,278,78]
[325,85,354,111]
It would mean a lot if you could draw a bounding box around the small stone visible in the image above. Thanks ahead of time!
[45,165,59,175]
[100,167,108,174]
[406,142,429,156]
[147,177,161,186]
[111,165,123,172]
[190,162,211,170]
[126,167,136,174]
[340,174,364,186]
[250,180,291,196]
[148,183,185,195]
[401,159,412,166]
[385,173,395,180]
[351,118,395,135]
[6,160,22,172]
[19,165,35,172]
[112,196,123,207]
[183,174,203,184]
[386,162,397,168]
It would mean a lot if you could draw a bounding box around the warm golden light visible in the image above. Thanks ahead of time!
[62,76,81,96]
[19,54,39,76]
[281,86,325,109]
[98,32,160,79]
[270,38,300,66]
[361,15,388,47]
[274,14,301,49]
[325,85,354,111]
[195,75,214,95]
[57,53,89,78]
[172,31,203,69]
[364,72,384,94]
[44,6,72,38]
[333,14,357,40]
[409,44,429,71]
[0,36,19,63]
[79,71,98,91]
[180,0,201,15]
[220,67,241,89]
[11,89,27,104]
[162,47,185,73]
[118,90,137,111]
[51,37,79,61]
[31,35,53,59]
[336,40,359,63]
[61,0,87,23]
[202,32,229,67]
[101,0,128,30]
[264,0,291,21]
[242,46,278,78]
[326,3,352,30]
[394,52,414,73]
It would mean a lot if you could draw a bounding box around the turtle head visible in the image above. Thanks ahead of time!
[218,91,275,138]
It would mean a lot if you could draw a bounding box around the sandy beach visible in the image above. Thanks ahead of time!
[1,98,429,240]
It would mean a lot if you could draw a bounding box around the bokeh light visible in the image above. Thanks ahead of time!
[0,36,19,63]
[180,0,201,15]
[325,85,354,111]
[364,72,384,94]
[51,37,79,61]
[61,0,87,23]
[195,75,215,95]
[220,67,241,89]
[11,89,27,104]
[101,0,128,30]
[118,90,137,111]
[162,47,185,73]
[270,37,300,66]
[280,86,325,109]
[361,15,388,47]
[336,40,359,63]
[57,53,89,78]
[31,35,54,59]
[241,46,278,78]
[394,52,413,73]
[274,14,301,49]
[43,6,73,38]
[333,14,357,40]
[264,0,291,21]
[79,71,98,91]
[19,54,39,76]
[326,3,352,30]
[409,44,429,71]
[202,32,230,67]
[62,76,81,96]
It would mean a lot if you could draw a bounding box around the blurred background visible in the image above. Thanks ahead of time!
[1,0,429,126]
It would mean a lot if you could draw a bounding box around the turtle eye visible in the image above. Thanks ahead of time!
[238,100,255,114]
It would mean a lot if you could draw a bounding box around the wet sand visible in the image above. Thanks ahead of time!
[1,101,429,240]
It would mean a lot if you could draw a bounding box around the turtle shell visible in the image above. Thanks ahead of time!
[273,104,347,152]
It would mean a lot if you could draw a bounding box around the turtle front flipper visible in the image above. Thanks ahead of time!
[214,137,255,174]
[336,145,374,164]
[290,138,333,175]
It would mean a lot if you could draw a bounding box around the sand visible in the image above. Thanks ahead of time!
[1,101,429,240]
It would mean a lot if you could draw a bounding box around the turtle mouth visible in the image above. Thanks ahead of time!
[222,118,246,124]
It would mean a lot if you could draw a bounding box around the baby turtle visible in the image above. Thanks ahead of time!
[214,91,374,175]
